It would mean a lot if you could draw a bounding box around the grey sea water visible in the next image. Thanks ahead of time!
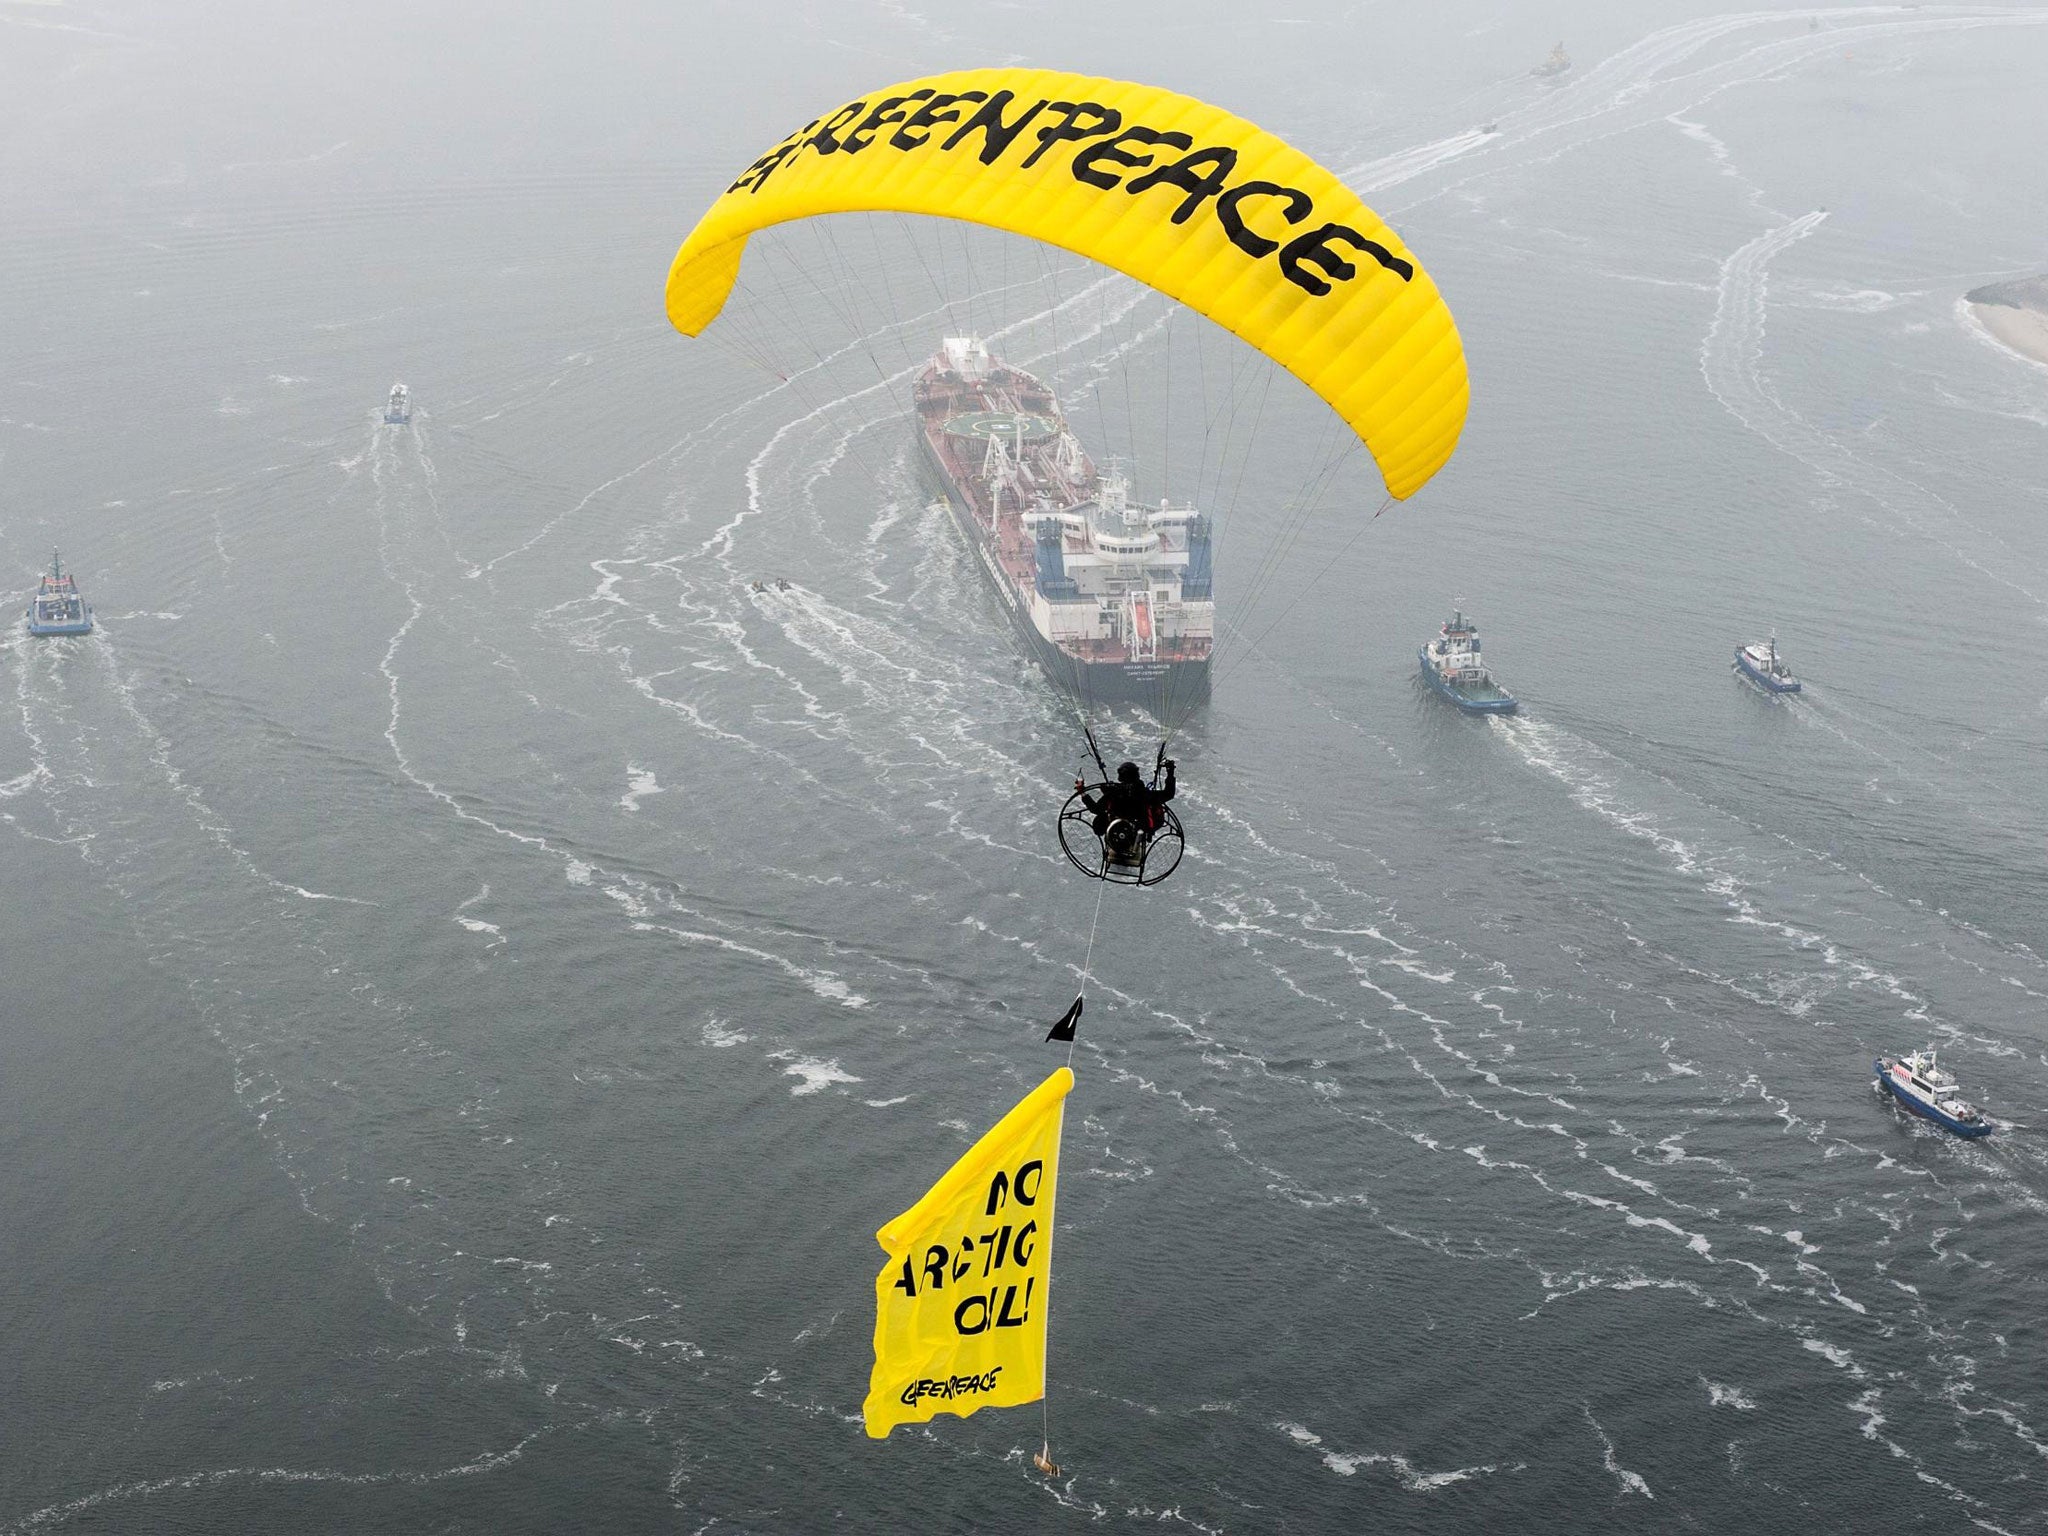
[7,2,2048,1529]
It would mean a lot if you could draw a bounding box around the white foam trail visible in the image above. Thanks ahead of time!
[1272,1422,1499,1490]
[0,1433,549,1535]
[368,417,867,1017]
[702,1018,750,1048]
[0,768,44,799]
[1347,129,1495,194]
[767,1050,863,1096]
[1701,212,2048,607]
[1582,1405,1653,1498]
[1350,8,2048,218]
[1801,1335,1867,1379]
[630,919,866,1008]
[1702,1376,1759,1410]
[1666,112,1741,180]
[453,882,505,947]
[478,424,722,578]
[704,274,1123,567]
[618,764,663,813]
[1699,208,1830,436]
[1492,712,1964,1035]
[1796,285,1906,313]
[85,633,378,907]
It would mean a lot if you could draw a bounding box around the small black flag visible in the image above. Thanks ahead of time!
[1046,996,1083,1043]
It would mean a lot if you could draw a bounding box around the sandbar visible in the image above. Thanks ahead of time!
[1966,275,2048,369]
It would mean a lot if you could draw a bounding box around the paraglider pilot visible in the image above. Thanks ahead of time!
[1076,760,1175,862]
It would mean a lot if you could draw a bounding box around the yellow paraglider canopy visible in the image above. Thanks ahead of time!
[666,67,1467,499]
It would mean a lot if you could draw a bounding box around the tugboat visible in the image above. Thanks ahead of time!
[1419,609,1517,714]
[1875,1047,1991,1138]
[384,383,411,425]
[25,551,92,637]
[1734,634,1800,693]
[1532,43,1571,80]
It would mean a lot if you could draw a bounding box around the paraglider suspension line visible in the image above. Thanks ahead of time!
[1071,879,1107,1071]
[1041,878,1106,1476]
[1201,493,1393,702]
[1081,724,1111,785]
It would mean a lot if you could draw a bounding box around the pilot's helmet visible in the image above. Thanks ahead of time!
[1116,761,1142,785]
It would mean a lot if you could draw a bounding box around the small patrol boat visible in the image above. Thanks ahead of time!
[1734,634,1800,693]
[25,551,92,636]
[384,382,411,424]
[1876,1047,1990,1138]
[1419,609,1517,714]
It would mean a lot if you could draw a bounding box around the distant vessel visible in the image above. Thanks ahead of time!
[914,336,1212,706]
[1419,609,1517,713]
[1734,634,1800,693]
[1532,43,1571,79]
[1876,1048,1991,1138]
[384,383,411,424]
[25,551,92,636]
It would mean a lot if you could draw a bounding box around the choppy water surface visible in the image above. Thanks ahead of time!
[7,3,2048,1530]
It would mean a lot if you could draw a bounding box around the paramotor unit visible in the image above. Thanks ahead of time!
[1058,736,1184,886]
[1058,789,1184,886]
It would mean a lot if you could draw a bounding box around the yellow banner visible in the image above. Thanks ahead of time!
[864,1067,1074,1438]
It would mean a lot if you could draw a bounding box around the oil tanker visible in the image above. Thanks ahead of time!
[913,336,1212,707]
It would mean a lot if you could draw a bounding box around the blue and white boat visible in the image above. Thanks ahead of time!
[1734,634,1800,693]
[25,551,92,636]
[1420,609,1517,714]
[1876,1047,1991,1139]
[384,382,411,425]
